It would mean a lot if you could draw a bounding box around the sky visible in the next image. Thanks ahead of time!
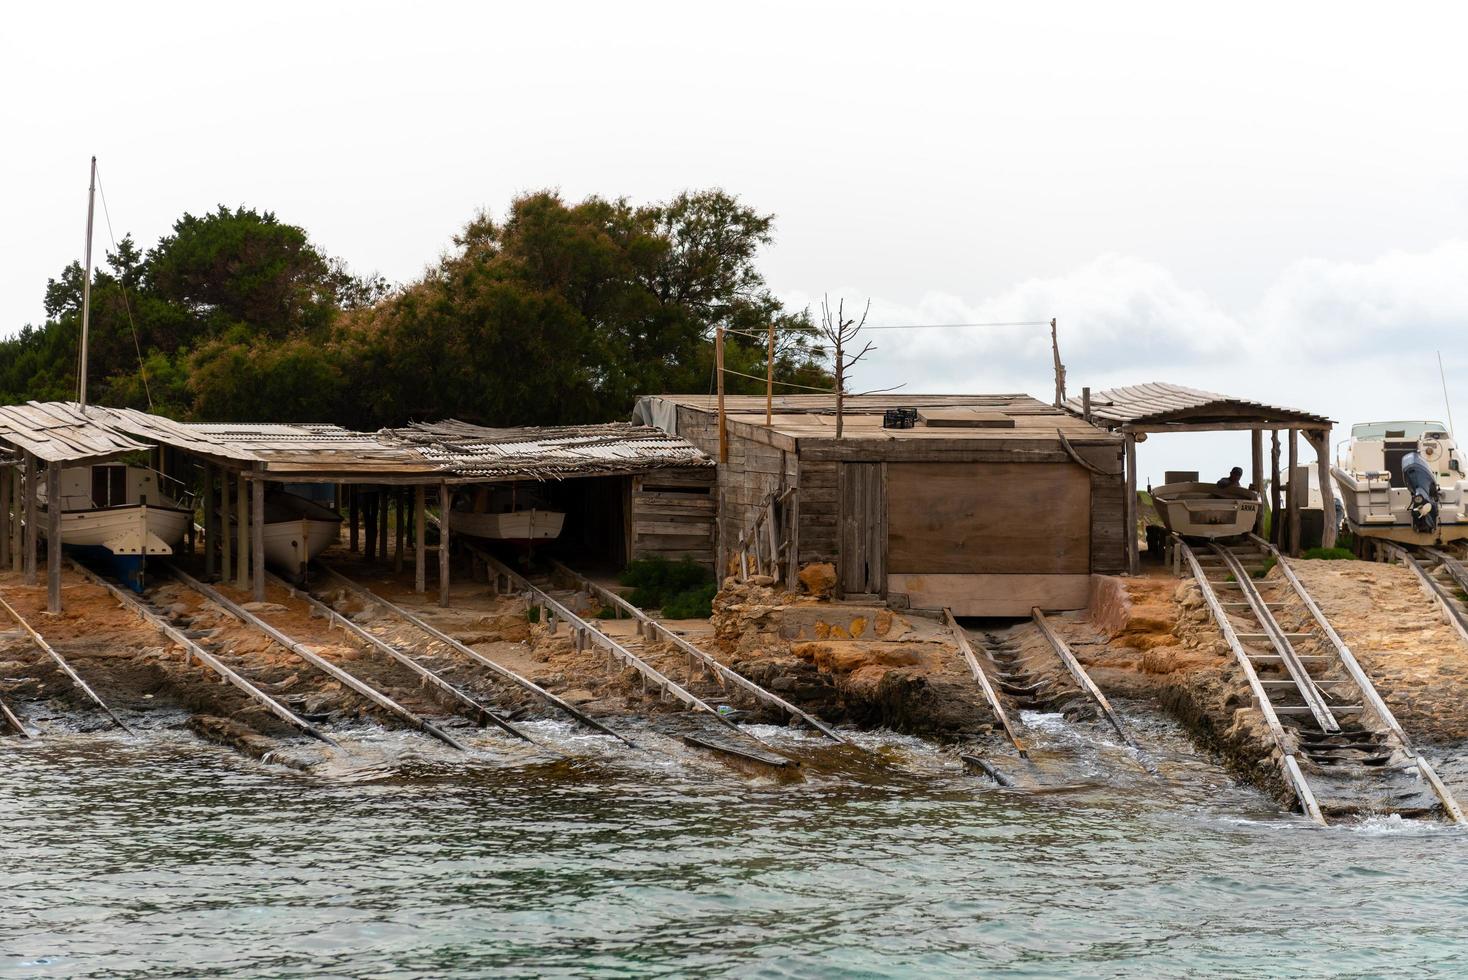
[4,1,1467,483]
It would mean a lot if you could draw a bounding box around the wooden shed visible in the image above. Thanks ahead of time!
[635,394,1125,616]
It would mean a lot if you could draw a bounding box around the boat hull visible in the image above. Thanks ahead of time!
[39,505,191,593]
[452,509,565,543]
[1150,482,1260,539]
[262,518,341,580]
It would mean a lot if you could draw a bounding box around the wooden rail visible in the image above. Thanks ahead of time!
[1200,536,1468,826]
[271,572,536,745]
[315,560,637,747]
[166,564,467,752]
[1387,542,1468,645]
[1030,607,1134,746]
[67,558,336,746]
[942,607,1027,758]
[0,590,133,734]
[1177,539,1324,824]
[0,691,29,738]
[548,558,845,743]
[459,542,776,750]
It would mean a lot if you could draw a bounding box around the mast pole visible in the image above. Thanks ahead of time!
[79,155,97,408]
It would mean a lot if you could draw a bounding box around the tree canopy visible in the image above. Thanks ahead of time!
[0,191,829,428]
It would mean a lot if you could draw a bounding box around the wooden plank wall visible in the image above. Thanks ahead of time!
[676,407,793,573]
[629,467,716,566]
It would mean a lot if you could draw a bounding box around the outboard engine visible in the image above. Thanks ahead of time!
[1402,450,1441,533]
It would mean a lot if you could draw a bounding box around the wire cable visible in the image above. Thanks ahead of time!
[94,166,154,410]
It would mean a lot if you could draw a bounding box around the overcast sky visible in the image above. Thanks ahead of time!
[5,1,1467,482]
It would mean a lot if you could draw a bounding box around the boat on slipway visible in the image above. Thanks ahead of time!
[1332,421,1468,546]
[219,490,343,581]
[451,486,564,544]
[1149,481,1261,539]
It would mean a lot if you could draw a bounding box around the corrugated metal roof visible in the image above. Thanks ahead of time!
[383,421,711,480]
[0,402,152,463]
[1063,383,1332,428]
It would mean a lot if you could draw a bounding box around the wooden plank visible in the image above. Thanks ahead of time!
[46,463,61,613]
[23,453,36,585]
[1251,429,1266,535]
[942,608,1026,757]
[235,471,248,588]
[251,472,265,602]
[220,472,232,584]
[0,465,10,571]
[9,460,21,573]
[0,588,131,732]
[438,480,451,608]
[889,573,1091,616]
[0,689,28,738]
[414,484,426,594]
[203,464,216,578]
[887,462,1090,575]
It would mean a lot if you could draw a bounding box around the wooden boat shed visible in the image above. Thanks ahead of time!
[1062,382,1336,571]
[635,393,1125,616]
[0,402,713,613]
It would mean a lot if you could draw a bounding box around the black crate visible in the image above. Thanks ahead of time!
[883,408,918,429]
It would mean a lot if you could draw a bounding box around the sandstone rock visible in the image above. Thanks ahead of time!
[748,574,777,586]
[798,562,837,597]
[241,601,288,614]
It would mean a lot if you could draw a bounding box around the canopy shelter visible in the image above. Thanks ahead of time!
[1064,382,1336,571]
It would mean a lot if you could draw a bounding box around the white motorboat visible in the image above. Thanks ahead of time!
[37,463,192,590]
[1332,420,1468,545]
[1150,481,1261,539]
[449,508,565,542]
[222,490,343,581]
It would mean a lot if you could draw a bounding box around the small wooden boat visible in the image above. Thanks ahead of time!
[38,464,192,591]
[450,508,564,543]
[1150,481,1260,539]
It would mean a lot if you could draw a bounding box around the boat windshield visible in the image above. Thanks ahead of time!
[1350,421,1449,440]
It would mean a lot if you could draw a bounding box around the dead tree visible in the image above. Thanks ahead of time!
[819,297,874,439]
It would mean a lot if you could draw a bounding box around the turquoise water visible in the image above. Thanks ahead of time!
[2,711,1466,978]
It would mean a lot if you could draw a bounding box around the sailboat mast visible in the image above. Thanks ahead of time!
[79,155,97,408]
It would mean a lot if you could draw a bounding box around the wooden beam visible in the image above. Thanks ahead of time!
[348,485,359,553]
[414,484,426,593]
[9,460,21,573]
[1125,421,1327,434]
[0,465,10,571]
[378,489,389,563]
[438,480,451,607]
[220,470,232,583]
[251,471,265,602]
[1309,428,1337,549]
[202,464,216,578]
[22,453,37,585]
[1124,432,1138,574]
[1287,429,1301,556]
[1270,430,1282,546]
[46,463,61,613]
[235,470,248,588]
[1251,429,1265,536]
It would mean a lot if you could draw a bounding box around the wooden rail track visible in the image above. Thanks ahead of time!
[0,690,30,737]
[67,558,336,746]
[1253,537,1465,823]
[1030,608,1135,746]
[0,590,133,734]
[547,558,845,743]
[165,563,467,752]
[941,607,1027,758]
[270,572,538,745]
[315,560,638,747]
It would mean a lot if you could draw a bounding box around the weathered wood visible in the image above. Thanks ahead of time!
[273,571,535,744]
[681,733,795,769]
[9,460,21,573]
[1312,427,1337,548]
[1269,430,1282,546]
[1288,445,1302,557]
[1031,608,1133,745]
[414,484,427,593]
[0,690,28,738]
[251,472,265,602]
[319,559,636,746]
[203,464,217,578]
[23,453,37,585]
[1124,433,1138,574]
[45,464,61,613]
[67,557,334,745]
[1251,429,1266,536]
[891,572,1091,616]
[220,472,232,584]
[168,563,466,751]
[377,489,389,563]
[348,485,359,552]
[942,608,1026,757]
[438,480,451,607]
[0,589,131,733]
[0,465,10,570]
[394,489,406,573]
[235,470,249,588]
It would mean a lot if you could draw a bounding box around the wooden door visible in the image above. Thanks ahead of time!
[838,462,886,597]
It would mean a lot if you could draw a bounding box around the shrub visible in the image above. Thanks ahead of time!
[661,583,717,619]
[618,556,716,617]
[1301,547,1356,561]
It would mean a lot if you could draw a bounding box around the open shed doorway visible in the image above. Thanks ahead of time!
[457,476,630,575]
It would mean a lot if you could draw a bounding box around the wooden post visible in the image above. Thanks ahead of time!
[1124,431,1138,574]
[715,325,728,463]
[9,460,20,573]
[1270,430,1282,546]
[766,321,774,427]
[203,464,217,579]
[1314,428,1337,549]
[235,471,249,588]
[377,489,389,563]
[438,481,451,607]
[394,489,406,573]
[46,464,61,613]
[1251,429,1266,536]
[220,471,232,583]
[1051,317,1065,408]
[23,453,38,586]
[414,484,426,593]
[0,464,10,571]
[1081,386,1092,424]
[1287,429,1301,556]
[348,486,359,553]
[364,491,378,561]
[251,471,265,602]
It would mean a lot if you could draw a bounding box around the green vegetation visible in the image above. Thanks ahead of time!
[619,557,716,619]
[1301,546,1356,561]
[1252,557,1277,578]
[2,191,831,426]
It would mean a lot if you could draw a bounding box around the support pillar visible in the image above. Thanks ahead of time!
[235,470,248,588]
[46,463,61,613]
[1124,431,1138,574]
[220,471,232,584]
[438,481,451,607]
[9,460,20,573]
[23,453,37,586]
[1313,428,1337,549]
[1270,430,1282,546]
[251,471,265,603]
[394,489,405,574]
[364,491,378,561]
[0,464,10,571]
[1251,429,1265,536]
[203,464,217,579]
[377,489,389,564]
[414,485,426,594]
[1287,429,1301,555]
[348,486,359,553]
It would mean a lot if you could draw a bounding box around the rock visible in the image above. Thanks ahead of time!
[167,603,191,618]
[241,601,288,614]
[798,562,837,598]
[748,574,778,587]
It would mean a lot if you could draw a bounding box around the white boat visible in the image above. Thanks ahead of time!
[223,490,343,581]
[1150,481,1261,539]
[450,508,565,543]
[1332,420,1468,545]
[37,463,192,590]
